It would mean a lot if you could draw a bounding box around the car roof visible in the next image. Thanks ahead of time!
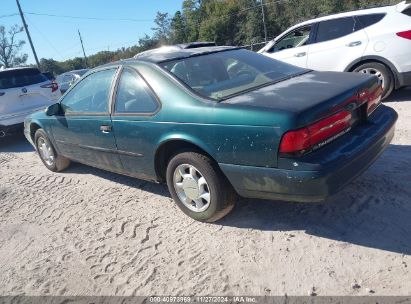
[132,44,239,63]
[59,69,89,76]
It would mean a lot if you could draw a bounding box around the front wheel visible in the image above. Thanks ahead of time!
[35,129,70,172]
[166,152,237,222]
[353,62,394,100]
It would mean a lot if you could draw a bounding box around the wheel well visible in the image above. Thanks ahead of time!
[154,140,215,182]
[30,123,41,142]
[348,59,399,88]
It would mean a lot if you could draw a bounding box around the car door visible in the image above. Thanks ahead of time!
[306,16,369,71]
[110,67,161,180]
[51,67,124,172]
[262,25,314,68]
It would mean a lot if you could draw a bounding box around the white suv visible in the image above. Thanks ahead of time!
[259,1,411,99]
[0,67,61,138]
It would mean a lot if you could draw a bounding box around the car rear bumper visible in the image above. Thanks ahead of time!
[219,105,398,202]
[0,123,23,138]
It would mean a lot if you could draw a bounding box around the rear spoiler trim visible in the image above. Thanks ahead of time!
[396,1,411,12]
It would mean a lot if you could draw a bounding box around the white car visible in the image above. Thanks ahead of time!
[259,1,411,99]
[0,67,61,138]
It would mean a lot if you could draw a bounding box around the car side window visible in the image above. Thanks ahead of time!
[356,14,386,29]
[316,17,361,43]
[269,25,312,53]
[114,68,159,114]
[61,69,116,114]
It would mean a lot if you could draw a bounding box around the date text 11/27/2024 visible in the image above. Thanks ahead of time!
[149,296,257,303]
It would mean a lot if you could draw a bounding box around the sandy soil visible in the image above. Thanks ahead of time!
[0,88,410,296]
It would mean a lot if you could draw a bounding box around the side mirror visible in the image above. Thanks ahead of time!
[45,103,62,116]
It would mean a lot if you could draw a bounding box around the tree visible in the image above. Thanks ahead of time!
[0,24,28,68]
[40,58,64,75]
[138,34,159,51]
[182,0,201,42]
[170,11,187,44]
[152,12,171,44]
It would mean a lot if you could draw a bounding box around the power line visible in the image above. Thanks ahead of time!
[24,14,63,60]
[0,13,19,19]
[24,12,153,22]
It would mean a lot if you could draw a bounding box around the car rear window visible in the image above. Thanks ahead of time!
[160,49,307,100]
[357,14,386,28]
[402,7,411,17]
[0,68,48,89]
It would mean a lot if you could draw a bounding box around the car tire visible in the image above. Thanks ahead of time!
[166,152,237,222]
[353,62,394,100]
[34,129,70,172]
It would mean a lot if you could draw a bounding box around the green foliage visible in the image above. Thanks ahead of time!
[152,12,171,44]
[34,0,399,75]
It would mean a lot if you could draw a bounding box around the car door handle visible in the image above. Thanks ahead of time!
[100,125,112,133]
[347,41,362,47]
[294,52,307,57]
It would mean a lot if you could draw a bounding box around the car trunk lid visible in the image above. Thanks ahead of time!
[223,71,382,156]
[223,71,380,128]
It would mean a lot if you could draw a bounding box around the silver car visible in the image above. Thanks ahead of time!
[56,69,89,94]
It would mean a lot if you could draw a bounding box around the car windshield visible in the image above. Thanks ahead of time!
[0,68,48,89]
[160,49,307,100]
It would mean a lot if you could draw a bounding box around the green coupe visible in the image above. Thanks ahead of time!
[24,43,398,222]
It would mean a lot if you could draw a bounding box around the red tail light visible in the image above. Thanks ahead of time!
[396,30,411,40]
[279,111,352,155]
[41,82,59,93]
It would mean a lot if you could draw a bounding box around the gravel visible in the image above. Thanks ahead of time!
[0,87,410,296]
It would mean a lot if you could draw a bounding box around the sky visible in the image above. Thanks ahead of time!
[0,0,183,64]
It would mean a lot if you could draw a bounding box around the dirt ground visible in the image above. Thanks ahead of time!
[0,88,410,296]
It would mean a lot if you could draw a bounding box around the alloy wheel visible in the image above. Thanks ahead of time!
[173,164,211,213]
[359,68,385,89]
[37,137,55,167]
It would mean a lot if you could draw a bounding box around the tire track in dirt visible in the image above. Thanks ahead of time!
[1,107,411,296]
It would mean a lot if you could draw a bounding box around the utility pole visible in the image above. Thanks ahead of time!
[261,0,268,43]
[16,0,40,69]
[78,30,88,68]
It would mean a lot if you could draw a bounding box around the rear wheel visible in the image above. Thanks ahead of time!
[353,62,394,99]
[166,152,236,222]
[34,129,70,172]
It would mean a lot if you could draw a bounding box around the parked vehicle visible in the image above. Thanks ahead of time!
[0,67,60,138]
[24,44,397,222]
[259,1,411,99]
[42,71,55,81]
[56,69,89,94]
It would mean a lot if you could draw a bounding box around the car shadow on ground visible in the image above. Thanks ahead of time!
[1,131,410,255]
[385,86,411,102]
[65,162,171,198]
[0,134,34,153]
[220,144,411,255]
[61,144,411,256]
